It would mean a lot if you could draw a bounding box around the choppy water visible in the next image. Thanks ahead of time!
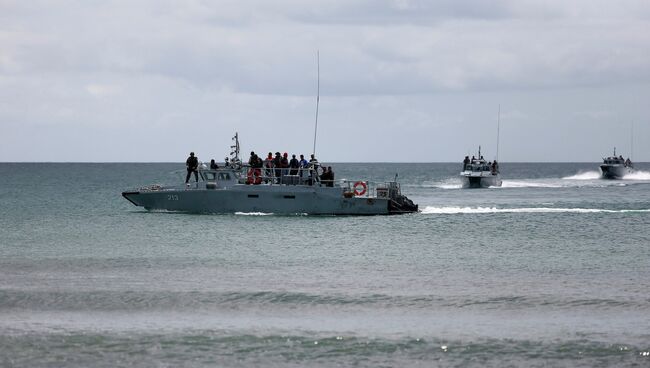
[1,162,650,367]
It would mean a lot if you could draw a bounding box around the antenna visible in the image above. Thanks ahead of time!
[631,122,634,161]
[312,50,320,156]
[496,104,500,161]
[230,132,241,168]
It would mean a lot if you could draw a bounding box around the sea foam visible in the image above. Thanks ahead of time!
[421,206,650,214]
[562,171,601,180]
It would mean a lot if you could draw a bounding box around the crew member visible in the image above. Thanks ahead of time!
[264,152,274,183]
[309,154,319,185]
[273,152,282,183]
[326,166,334,187]
[185,152,199,184]
[289,154,300,176]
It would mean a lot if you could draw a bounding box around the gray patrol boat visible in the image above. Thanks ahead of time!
[459,146,502,188]
[122,134,418,215]
[600,148,633,179]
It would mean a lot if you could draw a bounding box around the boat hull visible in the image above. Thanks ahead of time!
[122,185,399,215]
[600,165,631,179]
[460,173,502,188]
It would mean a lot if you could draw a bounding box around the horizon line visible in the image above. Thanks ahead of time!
[1,161,648,164]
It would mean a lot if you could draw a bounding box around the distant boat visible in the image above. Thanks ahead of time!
[600,148,633,179]
[460,146,502,188]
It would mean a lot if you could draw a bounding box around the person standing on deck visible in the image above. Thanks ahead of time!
[273,152,282,183]
[308,154,320,185]
[299,154,308,168]
[281,152,289,178]
[289,154,300,176]
[185,152,199,184]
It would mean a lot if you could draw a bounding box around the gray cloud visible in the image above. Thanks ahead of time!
[1,0,649,162]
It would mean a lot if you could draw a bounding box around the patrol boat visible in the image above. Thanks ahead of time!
[122,134,418,215]
[459,146,502,188]
[600,148,633,179]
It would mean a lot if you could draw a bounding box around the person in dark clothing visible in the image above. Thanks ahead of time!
[319,166,334,187]
[463,156,470,170]
[273,152,282,182]
[281,152,289,177]
[326,166,334,187]
[319,166,328,184]
[309,154,319,167]
[248,151,257,167]
[210,159,218,170]
[185,152,199,184]
[289,154,300,175]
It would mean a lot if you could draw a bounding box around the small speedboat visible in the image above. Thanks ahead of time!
[600,148,633,179]
[460,147,502,188]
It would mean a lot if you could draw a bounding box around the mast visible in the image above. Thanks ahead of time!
[312,50,320,156]
[230,132,241,168]
[496,104,500,161]
[631,122,634,161]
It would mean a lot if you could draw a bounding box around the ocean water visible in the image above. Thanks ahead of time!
[1,162,650,367]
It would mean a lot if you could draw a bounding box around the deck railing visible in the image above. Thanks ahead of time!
[197,166,400,199]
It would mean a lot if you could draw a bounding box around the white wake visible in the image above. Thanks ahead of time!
[501,180,564,188]
[421,206,650,214]
[624,170,650,180]
[562,171,601,180]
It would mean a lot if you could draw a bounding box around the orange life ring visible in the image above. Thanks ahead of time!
[353,181,367,196]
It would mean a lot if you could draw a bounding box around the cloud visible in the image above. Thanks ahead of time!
[3,0,650,95]
[0,0,649,161]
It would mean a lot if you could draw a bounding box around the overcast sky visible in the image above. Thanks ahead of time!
[1,0,649,162]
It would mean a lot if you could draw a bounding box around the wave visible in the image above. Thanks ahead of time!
[624,170,650,180]
[1,290,646,311]
[562,171,601,180]
[563,170,650,181]
[422,173,648,190]
[2,332,647,367]
[501,180,564,188]
[234,212,274,216]
[420,178,462,189]
[421,206,650,214]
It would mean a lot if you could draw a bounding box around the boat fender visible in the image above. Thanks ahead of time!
[353,181,367,196]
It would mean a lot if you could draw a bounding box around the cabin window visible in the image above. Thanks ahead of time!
[283,195,296,199]
[203,172,216,181]
[248,194,259,198]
